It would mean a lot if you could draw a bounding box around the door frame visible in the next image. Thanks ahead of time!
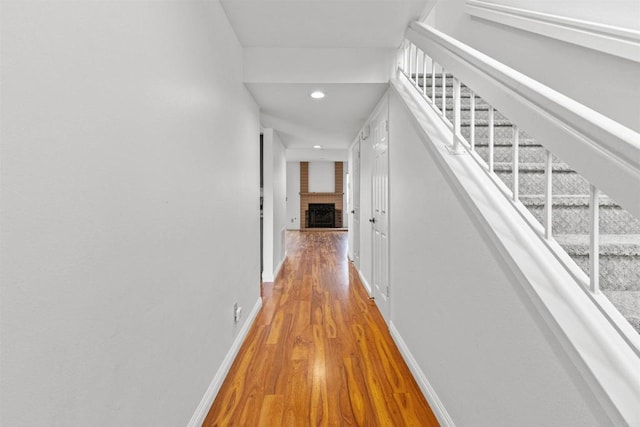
[351,140,361,269]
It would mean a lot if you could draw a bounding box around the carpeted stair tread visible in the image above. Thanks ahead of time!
[461,119,514,127]
[475,145,551,163]
[554,234,640,256]
[493,162,575,173]
[519,195,619,207]
[472,139,541,147]
[520,197,640,234]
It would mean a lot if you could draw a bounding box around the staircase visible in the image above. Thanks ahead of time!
[417,74,640,333]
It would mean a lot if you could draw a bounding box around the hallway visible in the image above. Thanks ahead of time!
[203,231,438,426]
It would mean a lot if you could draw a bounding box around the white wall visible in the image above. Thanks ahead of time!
[286,162,301,229]
[432,0,640,132]
[272,133,287,269]
[286,148,348,162]
[343,161,348,227]
[308,161,335,192]
[0,2,260,426]
[386,90,607,426]
[261,129,287,281]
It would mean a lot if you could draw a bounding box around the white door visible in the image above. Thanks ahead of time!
[372,117,390,322]
[352,141,361,268]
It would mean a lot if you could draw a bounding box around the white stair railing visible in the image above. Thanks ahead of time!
[399,27,640,356]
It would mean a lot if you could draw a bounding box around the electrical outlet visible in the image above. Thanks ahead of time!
[233,303,242,323]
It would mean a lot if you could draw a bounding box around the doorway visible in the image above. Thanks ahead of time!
[371,112,390,323]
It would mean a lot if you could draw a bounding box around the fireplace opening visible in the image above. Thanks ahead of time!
[307,203,335,228]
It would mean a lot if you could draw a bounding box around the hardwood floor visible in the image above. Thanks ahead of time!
[203,231,439,426]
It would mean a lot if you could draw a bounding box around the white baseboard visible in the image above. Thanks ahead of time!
[262,256,285,283]
[389,322,456,427]
[187,297,263,427]
[274,256,284,280]
[357,269,372,296]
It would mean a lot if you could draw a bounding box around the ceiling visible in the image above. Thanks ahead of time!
[221,0,431,155]
[248,83,389,149]
[221,0,429,48]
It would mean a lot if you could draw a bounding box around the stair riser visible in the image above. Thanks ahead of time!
[462,125,524,141]
[475,146,549,163]
[424,86,476,98]
[497,172,590,195]
[569,256,640,291]
[431,97,491,109]
[439,108,513,125]
[524,206,640,234]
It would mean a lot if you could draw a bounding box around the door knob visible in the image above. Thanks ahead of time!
[351,210,355,214]
[369,218,376,223]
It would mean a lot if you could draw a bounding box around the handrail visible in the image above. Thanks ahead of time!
[406,22,640,220]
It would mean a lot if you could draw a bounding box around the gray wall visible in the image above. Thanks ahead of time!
[385,89,604,426]
[432,0,640,132]
[0,2,260,425]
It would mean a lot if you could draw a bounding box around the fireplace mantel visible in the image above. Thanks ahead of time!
[300,192,344,196]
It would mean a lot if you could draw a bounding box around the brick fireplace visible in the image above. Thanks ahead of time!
[300,161,344,229]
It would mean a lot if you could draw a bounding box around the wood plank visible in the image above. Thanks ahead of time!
[257,395,284,427]
[203,231,439,426]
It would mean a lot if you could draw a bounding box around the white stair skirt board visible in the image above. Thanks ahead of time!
[390,322,456,427]
[358,269,372,296]
[187,297,263,427]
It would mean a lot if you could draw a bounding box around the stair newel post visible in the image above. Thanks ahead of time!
[543,149,553,239]
[512,125,519,201]
[589,185,600,293]
[415,47,420,86]
[488,106,494,173]
[431,63,436,105]
[422,53,428,96]
[401,42,406,73]
[405,42,410,73]
[470,91,475,151]
[453,78,461,152]
[441,69,446,118]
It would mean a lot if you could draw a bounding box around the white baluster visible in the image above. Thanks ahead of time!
[441,68,446,117]
[423,53,427,96]
[453,78,461,153]
[415,47,420,86]
[513,125,519,201]
[405,43,410,73]
[544,149,553,239]
[470,91,475,150]
[407,43,413,80]
[488,106,494,172]
[431,63,436,106]
[590,185,600,293]
[402,43,407,72]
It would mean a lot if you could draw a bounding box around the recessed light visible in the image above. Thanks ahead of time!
[310,91,325,99]
[313,145,322,149]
